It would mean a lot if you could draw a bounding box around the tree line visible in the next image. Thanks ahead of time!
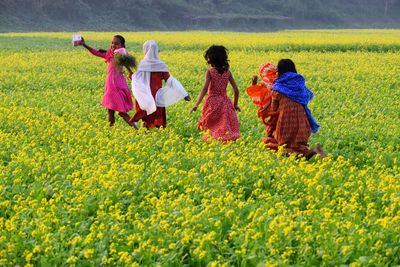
[1,0,399,32]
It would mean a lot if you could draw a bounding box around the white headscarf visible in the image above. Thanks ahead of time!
[132,40,168,115]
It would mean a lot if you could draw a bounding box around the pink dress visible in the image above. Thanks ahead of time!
[198,68,240,141]
[89,48,133,113]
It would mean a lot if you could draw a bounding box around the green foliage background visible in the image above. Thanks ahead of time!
[1,0,400,31]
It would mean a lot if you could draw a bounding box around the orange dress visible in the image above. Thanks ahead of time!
[247,84,278,137]
[247,63,279,138]
[132,72,170,128]
[264,91,311,155]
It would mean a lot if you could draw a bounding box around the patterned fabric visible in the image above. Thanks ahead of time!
[265,91,311,155]
[247,63,278,138]
[273,72,319,133]
[198,68,240,141]
[131,72,170,128]
[89,48,133,113]
[259,63,277,89]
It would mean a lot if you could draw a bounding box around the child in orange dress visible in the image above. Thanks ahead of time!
[246,63,278,140]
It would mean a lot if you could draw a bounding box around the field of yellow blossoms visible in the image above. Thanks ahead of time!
[0,30,399,266]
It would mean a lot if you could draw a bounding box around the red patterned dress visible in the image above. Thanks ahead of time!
[131,72,170,128]
[264,91,311,155]
[198,68,240,141]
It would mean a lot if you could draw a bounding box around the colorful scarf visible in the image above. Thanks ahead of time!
[272,72,320,133]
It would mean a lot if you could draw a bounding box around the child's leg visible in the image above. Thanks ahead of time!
[108,109,115,127]
[315,143,327,158]
[305,143,326,160]
[119,112,138,129]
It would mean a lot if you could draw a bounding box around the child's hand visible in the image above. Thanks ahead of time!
[251,75,258,85]
[261,100,272,112]
[190,105,198,113]
[184,95,191,101]
[79,37,86,46]
[261,104,268,112]
[234,105,241,112]
[128,69,133,80]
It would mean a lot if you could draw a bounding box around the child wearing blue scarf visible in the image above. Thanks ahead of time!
[265,59,326,159]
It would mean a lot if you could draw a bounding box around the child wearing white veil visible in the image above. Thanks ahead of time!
[130,40,190,128]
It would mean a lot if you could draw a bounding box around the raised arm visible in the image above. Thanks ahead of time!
[190,70,211,113]
[228,71,240,112]
[80,37,107,59]
[251,75,258,85]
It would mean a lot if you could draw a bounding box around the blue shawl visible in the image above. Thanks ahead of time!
[272,72,320,133]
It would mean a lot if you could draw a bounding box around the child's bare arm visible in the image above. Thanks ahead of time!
[190,71,210,113]
[261,99,272,112]
[229,72,240,111]
[125,66,134,80]
[80,37,106,58]
[252,75,258,85]
[80,37,92,51]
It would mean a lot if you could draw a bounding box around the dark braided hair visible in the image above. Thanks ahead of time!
[113,35,126,48]
[277,59,297,77]
[204,45,229,74]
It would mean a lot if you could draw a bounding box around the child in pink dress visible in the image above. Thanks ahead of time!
[79,35,136,128]
[190,45,240,142]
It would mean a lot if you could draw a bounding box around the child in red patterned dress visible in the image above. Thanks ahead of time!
[190,45,240,142]
[266,59,326,159]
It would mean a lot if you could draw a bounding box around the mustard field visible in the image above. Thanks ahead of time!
[0,30,399,266]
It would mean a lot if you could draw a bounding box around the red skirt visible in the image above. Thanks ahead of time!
[131,72,170,128]
[265,92,311,155]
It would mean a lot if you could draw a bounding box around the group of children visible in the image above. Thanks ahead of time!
[78,35,326,159]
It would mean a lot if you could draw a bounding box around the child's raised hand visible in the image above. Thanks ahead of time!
[251,75,258,85]
[234,105,241,112]
[79,37,86,46]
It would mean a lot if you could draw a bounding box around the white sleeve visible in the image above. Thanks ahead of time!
[155,76,189,107]
[132,71,157,115]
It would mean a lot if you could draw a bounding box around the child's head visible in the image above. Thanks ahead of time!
[204,45,229,74]
[111,35,125,50]
[143,40,160,60]
[277,59,297,77]
[259,63,277,88]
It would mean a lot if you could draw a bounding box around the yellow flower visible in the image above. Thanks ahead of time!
[67,256,78,263]
[25,252,33,263]
[83,248,94,259]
